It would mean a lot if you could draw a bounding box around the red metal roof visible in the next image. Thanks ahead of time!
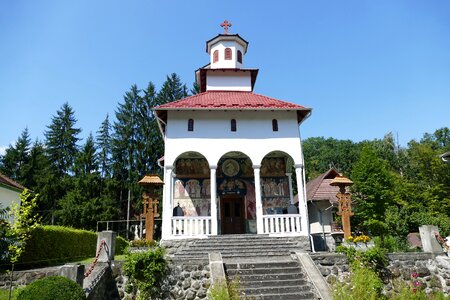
[155,91,309,111]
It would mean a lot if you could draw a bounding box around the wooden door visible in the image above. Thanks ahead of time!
[221,197,245,234]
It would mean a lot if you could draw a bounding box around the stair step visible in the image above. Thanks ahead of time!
[227,266,302,275]
[229,273,304,281]
[235,278,307,288]
[226,261,299,269]
[241,285,311,295]
[239,291,316,300]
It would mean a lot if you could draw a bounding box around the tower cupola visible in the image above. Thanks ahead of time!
[195,21,258,93]
[206,20,249,69]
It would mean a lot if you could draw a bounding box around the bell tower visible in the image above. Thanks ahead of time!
[195,21,258,93]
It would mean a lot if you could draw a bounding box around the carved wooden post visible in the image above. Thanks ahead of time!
[138,175,164,241]
[330,175,354,239]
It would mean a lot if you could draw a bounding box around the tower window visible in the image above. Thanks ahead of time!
[237,50,242,63]
[231,119,237,132]
[188,119,194,131]
[213,50,219,63]
[272,119,278,131]
[225,48,232,60]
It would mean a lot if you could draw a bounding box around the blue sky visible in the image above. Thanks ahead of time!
[1,1,449,154]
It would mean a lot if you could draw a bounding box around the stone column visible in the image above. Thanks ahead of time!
[210,165,218,235]
[286,172,294,205]
[97,231,116,262]
[295,164,308,236]
[253,165,264,234]
[161,165,173,240]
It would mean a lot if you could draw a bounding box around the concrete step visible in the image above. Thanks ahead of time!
[240,291,316,300]
[226,261,299,269]
[241,285,311,295]
[228,273,304,282]
[234,278,307,288]
[227,266,302,276]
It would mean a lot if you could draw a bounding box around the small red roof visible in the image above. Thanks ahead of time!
[155,91,309,111]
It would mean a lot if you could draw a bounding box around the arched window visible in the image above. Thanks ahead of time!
[237,50,242,63]
[225,48,232,60]
[231,119,237,132]
[188,119,194,131]
[272,119,278,131]
[213,50,219,63]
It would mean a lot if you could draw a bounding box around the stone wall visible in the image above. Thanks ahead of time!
[310,252,450,296]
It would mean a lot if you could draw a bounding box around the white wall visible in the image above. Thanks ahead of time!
[308,201,333,234]
[0,186,21,223]
[210,41,245,69]
[164,110,305,167]
[206,72,252,91]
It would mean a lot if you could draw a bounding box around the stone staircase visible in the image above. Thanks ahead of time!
[226,260,316,299]
[168,235,319,299]
[170,234,310,260]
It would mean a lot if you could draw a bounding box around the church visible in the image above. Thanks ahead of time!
[154,22,312,240]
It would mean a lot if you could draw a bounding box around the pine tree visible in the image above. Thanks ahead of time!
[44,102,81,175]
[0,128,31,183]
[96,114,112,178]
[156,73,189,105]
[74,133,98,177]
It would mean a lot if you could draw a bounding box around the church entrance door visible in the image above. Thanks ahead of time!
[220,196,245,234]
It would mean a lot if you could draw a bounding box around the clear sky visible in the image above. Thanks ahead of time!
[1,1,449,154]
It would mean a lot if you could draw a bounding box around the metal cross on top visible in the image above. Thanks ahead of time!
[220,20,232,34]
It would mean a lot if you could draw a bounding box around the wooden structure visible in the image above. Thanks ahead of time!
[138,175,164,241]
[330,175,354,239]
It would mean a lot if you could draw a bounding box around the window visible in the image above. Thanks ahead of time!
[231,119,237,132]
[225,48,232,60]
[237,50,242,63]
[272,119,278,131]
[213,50,219,63]
[188,119,194,131]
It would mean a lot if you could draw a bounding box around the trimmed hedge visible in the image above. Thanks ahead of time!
[18,225,129,266]
[19,225,97,265]
[17,275,85,300]
[116,235,129,255]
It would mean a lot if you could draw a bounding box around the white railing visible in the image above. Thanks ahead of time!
[171,216,212,237]
[262,214,302,234]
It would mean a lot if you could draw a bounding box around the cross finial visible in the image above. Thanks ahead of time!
[220,20,232,34]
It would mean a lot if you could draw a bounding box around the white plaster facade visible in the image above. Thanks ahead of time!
[155,31,311,241]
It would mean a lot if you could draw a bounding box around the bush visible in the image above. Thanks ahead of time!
[115,235,129,255]
[18,225,96,266]
[17,276,85,300]
[333,264,383,300]
[129,239,157,248]
[123,247,167,299]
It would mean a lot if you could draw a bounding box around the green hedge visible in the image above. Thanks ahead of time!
[17,276,85,300]
[19,225,129,266]
[19,225,97,265]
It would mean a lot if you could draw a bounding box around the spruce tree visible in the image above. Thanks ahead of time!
[0,128,31,183]
[44,102,81,175]
[96,114,112,178]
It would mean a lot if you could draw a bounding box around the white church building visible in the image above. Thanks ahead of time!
[154,25,312,240]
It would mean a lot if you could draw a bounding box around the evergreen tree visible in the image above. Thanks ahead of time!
[0,128,31,183]
[156,73,189,105]
[96,114,112,178]
[22,139,50,190]
[44,102,81,175]
[74,133,98,177]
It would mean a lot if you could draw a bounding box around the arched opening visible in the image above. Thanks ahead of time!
[272,119,278,131]
[225,47,232,60]
[260,151,296,215]
[231,119,237,132]
[173,152,210,217]
[213,50,219,63]
[216,151,255,234]
[237,50,242,63]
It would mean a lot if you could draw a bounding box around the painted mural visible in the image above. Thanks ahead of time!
[261,177,290,214]
[260,157,286,177]
[173,178,210,217]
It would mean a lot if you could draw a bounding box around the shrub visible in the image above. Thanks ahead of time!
[333,264,383,300]
[129,239,157,248]
[18,225,96,266]
[123,247,167,299]
[337,244,388,274]
[17,276,85,300]
[115,235,129,255]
